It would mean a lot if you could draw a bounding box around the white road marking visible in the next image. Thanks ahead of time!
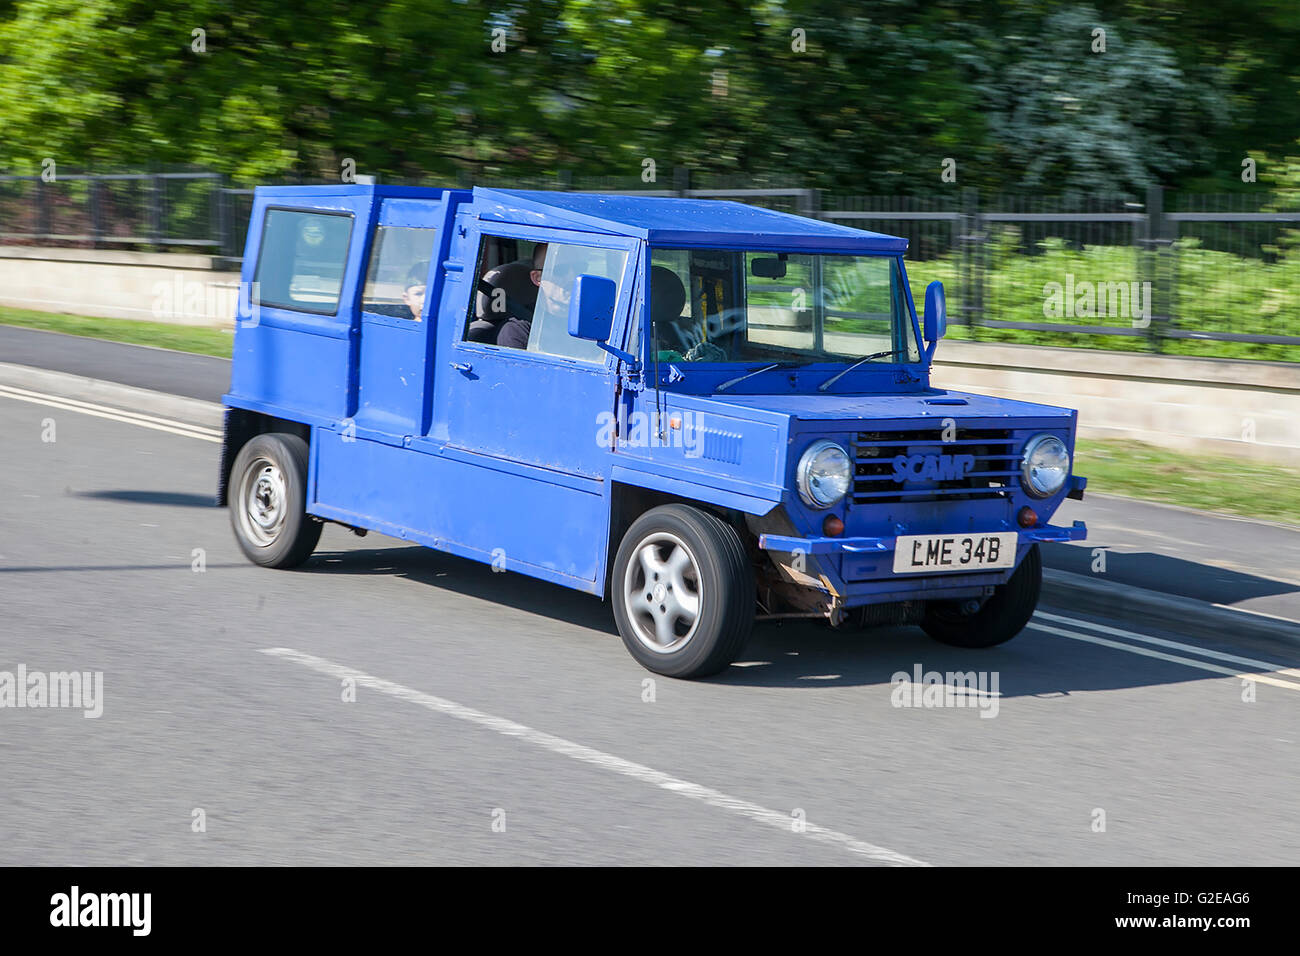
[0,383,221,442]
[1036,610,1300,679]
[260,646,929,867]
[1030,622,1300,692]
[1210,602,1300,628]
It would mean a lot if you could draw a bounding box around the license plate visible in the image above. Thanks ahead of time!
[892,532,1018,574]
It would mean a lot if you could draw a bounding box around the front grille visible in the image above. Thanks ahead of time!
[851,427,1020,504]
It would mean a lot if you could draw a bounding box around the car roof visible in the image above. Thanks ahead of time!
[474,188,908,254]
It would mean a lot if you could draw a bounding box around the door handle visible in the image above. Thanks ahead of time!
[449,361,474,374]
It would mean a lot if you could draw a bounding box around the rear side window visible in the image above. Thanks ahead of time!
[362,226,438,320]
[253,208,354,315]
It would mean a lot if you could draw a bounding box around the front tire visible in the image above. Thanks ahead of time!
[612,504,755,678]
[229,432,322,569]
[921,544,1042,648]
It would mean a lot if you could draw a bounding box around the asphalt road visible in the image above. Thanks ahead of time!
[3,390,1300,865]
[0,325,231,402]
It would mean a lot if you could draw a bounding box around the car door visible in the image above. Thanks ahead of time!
[352,198,445,440]
[433,225,639,587]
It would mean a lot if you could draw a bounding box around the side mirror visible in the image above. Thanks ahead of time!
[567,274,617,342]
[923,280,947,344]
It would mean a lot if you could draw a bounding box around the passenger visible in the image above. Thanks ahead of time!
[402,260,429,320]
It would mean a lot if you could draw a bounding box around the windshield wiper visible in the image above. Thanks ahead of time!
[818,349,908,392]
[715,362,789,393]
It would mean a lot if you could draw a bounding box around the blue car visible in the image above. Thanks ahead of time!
[219,185,1086,678]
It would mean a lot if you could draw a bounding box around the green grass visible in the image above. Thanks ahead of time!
[0,306,233,358]
[1075,438,1300,527]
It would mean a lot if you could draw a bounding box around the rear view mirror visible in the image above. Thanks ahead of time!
[923,280,947,343]
[567,274,617,342]
[750,257,787,279]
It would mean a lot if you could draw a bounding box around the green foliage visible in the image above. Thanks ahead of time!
[1,1,1296,194]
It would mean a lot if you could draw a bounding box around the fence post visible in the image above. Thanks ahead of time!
[89,177,104,248]
[215,176,230,259]
[1141,184,1170,353]
[36,176,52,238]
[797,188,821,221]
[148,173,164,248]
[673,165,691,197]
[961,187,984,338]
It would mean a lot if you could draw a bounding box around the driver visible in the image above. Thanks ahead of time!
[497,243,580,350]
[651,266,727,362]
[495,243,551,349]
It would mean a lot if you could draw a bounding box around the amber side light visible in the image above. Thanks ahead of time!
[1017,506,1038,528]
[823,514,845,537]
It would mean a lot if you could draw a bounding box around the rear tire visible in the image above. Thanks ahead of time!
[611,504,755,678]
[229,433,321,569]
[921,544,1042,648]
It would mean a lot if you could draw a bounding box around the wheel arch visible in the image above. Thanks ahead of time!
[216,407,310,506]
[605,480,768,599]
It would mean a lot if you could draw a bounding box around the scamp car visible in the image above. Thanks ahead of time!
[219,185,1086,678]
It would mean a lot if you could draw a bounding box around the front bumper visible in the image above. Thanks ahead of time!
[758,520,1087,555]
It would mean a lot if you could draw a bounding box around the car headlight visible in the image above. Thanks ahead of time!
[1021,434,1070,498]
[797,440,852,509]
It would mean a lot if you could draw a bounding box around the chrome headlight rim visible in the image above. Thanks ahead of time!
[1021,433,1070,499]
[797,439,853,510]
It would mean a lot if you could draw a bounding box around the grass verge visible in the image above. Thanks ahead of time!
[1076,438,1300,527]
[0,307,233,358]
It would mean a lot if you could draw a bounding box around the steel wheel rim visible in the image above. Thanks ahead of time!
[239,457,288,547]
[623,531,703,654]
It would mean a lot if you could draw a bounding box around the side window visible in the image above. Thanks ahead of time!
[649,248,741,361]
[466,236,627,363]
[361,226,438,320]
[528,243,627,362]
[253,208,353,315]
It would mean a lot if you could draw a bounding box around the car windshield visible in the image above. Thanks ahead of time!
[649,248,920,366]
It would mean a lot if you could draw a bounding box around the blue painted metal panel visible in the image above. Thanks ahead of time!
[353,196,445,437]
[474,188,908,253]
[227,188,375,421]
[713,389,1078,423]
[609,390,790,509]
[311,431,606,589]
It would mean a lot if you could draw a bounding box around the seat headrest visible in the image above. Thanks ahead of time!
[649,266,688,325]
[476,260,539,321]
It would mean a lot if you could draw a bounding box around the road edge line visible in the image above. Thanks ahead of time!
[0,361,222,428]
[1043,568,1300,648]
